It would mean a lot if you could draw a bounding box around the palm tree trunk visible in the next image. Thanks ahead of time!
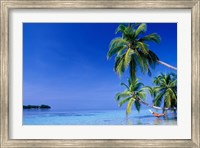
[157,60,177,71]
[137,98,170,110]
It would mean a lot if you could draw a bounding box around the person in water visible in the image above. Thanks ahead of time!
[149,109,165,117]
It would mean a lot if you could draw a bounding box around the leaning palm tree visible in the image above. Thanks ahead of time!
[151,73,177,110]
[107,23,177,80]
[115,78,146,115]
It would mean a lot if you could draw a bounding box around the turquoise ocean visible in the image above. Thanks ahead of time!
[23,109,177,125]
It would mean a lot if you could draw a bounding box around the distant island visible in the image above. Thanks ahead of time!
[23,104,51,109]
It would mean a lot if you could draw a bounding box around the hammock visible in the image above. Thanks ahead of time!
[138,99,176,111]
[149,109,165,117]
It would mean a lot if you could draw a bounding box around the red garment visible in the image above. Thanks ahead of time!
[152,112,165,117]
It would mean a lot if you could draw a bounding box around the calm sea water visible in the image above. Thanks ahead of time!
[23,109,177,125]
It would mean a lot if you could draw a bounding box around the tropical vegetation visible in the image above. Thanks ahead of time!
[116,73,177,115]
[150,73,177,110]
[107,23,177,116]
[107,23,177,81]
[115,78,146,114]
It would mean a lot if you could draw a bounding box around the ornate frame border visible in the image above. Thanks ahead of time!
[0,0,199,147]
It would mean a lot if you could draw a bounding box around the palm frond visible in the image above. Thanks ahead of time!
[116,58,125,76]
[164,93,171,108]
[133,23,140,29]
[107,38,128,59]
[134,51,149,74]
[134,100,141,112]
[120,82,129,89]
[107,46,126,59]
[153,76,163,85]
[144,86,156,98]
[147,67,152,77]
[126,97,135,114]
[136,41,149,55]
[115,91,132,101]
[134,82,144,91]
[139,33,161,43]
[115,24,127,34]
[124,27,135,36]
[166,74,171,84]
[153,90,165,107]
[135,23,147,38]
[114,54,125,76]
[116,47,126,57]
[118,97,131,107]
[124,48,134,69]
[169,79,177,87]
[136,91,146,100]
[167,88,177,100]
[146,50,159,69]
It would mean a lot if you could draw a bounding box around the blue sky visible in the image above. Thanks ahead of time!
[23,23,177,110]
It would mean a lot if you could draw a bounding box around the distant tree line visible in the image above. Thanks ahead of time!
[23,104,51,109]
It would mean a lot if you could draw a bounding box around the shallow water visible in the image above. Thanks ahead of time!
[23,109,177,125]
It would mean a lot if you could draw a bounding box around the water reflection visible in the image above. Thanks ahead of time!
[125,114,177,125]
[153,117,162,125]
[24,109,177,125]
[126,116,147,125]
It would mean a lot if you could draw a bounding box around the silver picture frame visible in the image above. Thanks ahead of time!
[0,0,199,147]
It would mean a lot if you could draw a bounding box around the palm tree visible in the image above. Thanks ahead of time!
[151,73,177,111]
[115,78,146,115]
[115,75,177,115]
[107,23,177,80]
